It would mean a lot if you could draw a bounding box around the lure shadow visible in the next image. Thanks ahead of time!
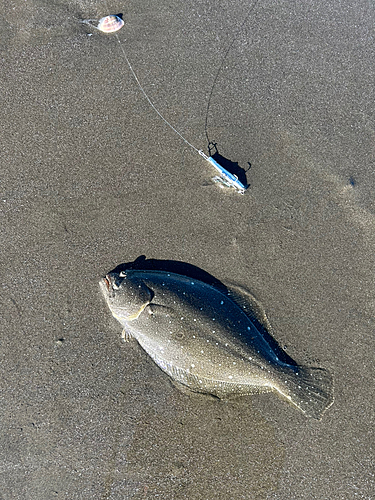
[111,255,296,367]
[208,142,250,189]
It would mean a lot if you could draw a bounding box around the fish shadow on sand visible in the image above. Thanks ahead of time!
[112,255,297,367]
[207,142,250,188]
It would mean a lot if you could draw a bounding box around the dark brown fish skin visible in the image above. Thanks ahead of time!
[100,269,334,419]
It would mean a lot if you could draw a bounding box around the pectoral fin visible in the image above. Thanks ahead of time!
[121,329,135,342]
[146,304,175,317]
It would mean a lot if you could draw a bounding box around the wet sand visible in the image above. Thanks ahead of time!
[1,0,374,498]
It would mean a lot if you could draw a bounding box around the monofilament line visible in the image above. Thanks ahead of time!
[113,32,200,154]
[204,0,260,145]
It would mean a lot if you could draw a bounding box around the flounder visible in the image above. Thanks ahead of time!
[100,268,333,419]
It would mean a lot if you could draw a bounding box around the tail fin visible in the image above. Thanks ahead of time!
[277,366,334,420]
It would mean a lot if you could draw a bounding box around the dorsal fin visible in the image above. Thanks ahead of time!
[220,282,296,366]
[222,282,274,333]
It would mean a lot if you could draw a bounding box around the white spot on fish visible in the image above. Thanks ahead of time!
[228,375,233,379]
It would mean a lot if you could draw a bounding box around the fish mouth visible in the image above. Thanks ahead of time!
[103,275,111,291]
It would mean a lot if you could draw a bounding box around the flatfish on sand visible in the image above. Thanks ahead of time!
[100,268,333,419]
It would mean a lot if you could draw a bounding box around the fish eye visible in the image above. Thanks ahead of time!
[119,271,126,278]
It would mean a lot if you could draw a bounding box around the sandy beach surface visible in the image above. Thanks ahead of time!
[1,0,374,498]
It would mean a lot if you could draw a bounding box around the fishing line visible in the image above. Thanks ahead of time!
[204,0,260,145]
[92,2,258,193]
[112,32,200,153]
